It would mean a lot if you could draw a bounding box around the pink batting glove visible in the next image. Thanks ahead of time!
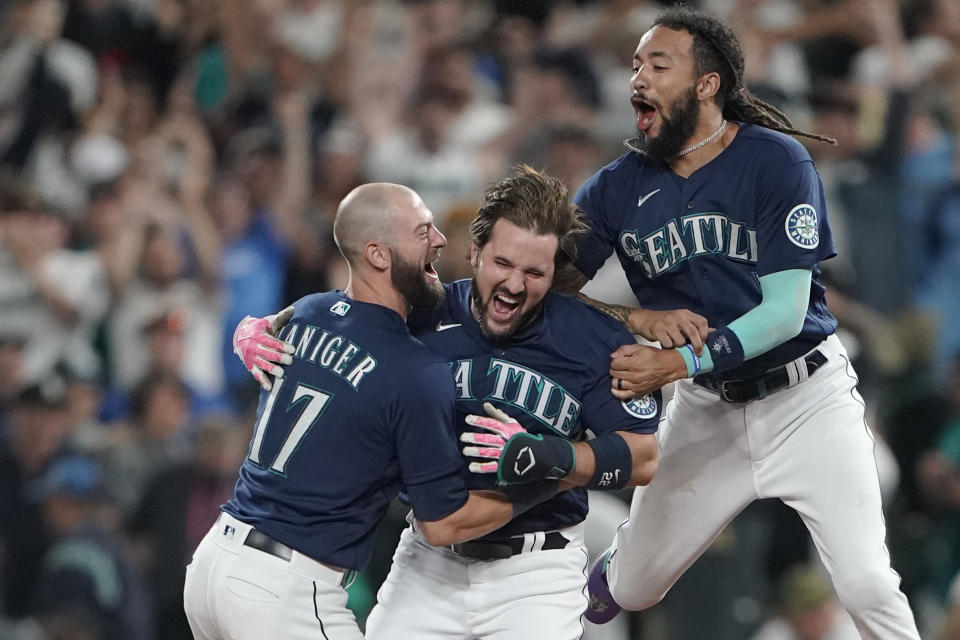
[233,306,296,391]
[460,402,528,473]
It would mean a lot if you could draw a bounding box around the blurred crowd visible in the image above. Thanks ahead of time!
[0,0,958,639]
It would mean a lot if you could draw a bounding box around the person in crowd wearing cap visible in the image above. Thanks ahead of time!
[29,455,153,640]
[0,377,77,617]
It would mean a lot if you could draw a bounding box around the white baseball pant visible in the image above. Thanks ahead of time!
[183,512,363,640]
[366,522,590,640]
[606,334,920,639]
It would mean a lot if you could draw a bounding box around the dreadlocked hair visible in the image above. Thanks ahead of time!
[654,4,836,145]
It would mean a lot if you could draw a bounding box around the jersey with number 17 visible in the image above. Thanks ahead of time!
[223,291,470,571]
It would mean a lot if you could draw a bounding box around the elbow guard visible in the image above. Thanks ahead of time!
[585,433,633,491]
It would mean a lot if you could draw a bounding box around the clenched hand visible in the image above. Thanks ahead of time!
[609,344,687,399]
[629,308,710,351]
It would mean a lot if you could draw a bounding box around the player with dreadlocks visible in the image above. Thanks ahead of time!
[533,4,920,638]
[646,7,836,147]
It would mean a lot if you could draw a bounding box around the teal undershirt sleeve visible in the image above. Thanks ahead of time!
[677,268,812,376]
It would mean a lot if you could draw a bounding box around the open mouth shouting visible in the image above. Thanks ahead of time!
[424,253,440,281]
[472,283,531,341]
[632,93,660,133]
[488,289,523,326]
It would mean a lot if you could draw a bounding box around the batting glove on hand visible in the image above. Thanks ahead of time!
[461,402,576,484]
[233,306,295,391]
[461,402,528,473]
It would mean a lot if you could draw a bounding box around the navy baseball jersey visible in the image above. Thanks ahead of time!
[408,280,662,539]
[223,291,468,570]
[574,123,839,379]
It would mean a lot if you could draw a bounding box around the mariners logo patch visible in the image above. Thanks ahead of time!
[621,394,657,419]
[784,204,819,249]
[330,301,351,316]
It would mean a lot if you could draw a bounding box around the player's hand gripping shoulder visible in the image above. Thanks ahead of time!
[461,402,576,484]
[233,306,296,391]
[629,308,710,351]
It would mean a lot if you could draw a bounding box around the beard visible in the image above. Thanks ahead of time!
[391,249,444,310]
[634,85,700,162]
[469,271,542,344]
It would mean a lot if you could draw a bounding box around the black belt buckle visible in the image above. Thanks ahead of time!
[717,375,769,403]
[708,348,827,403]
[717,380,739,403]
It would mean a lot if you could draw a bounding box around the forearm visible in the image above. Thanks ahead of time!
[577,294,711,349]
[100,227,144,296]
[575,292,634,328]
[270,109,319,266]
[182,201,222,290]
[417,490,514,546]
[677,268,810,376]
[566,432,658,489]
[272,117,311,234]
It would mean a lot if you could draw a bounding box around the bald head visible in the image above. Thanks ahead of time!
[333,183,422,266]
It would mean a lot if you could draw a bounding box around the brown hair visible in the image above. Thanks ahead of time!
[470,165,589,274]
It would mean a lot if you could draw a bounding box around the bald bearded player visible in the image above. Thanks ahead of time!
[183,183,555,640]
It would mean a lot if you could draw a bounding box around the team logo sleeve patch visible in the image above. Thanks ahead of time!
[621,394,658,419]
[784,204,819,249]
[330,301,351,316]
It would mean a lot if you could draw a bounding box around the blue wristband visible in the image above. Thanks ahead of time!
[705,325,745,374]
[682,344,701,376]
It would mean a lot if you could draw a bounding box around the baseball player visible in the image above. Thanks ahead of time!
[183,183,554,640]
[234,166,663,639]
[556,5,920,639]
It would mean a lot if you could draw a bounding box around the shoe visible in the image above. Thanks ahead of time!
[585,549,621,624]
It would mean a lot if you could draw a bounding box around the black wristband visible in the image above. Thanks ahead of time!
[585,433,633,491]
[705,325,745,374]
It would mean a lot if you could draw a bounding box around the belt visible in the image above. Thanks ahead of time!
[450,531,569,561]
[693,349,828,403]
[244,529,293,561]
[242,527,355,588]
